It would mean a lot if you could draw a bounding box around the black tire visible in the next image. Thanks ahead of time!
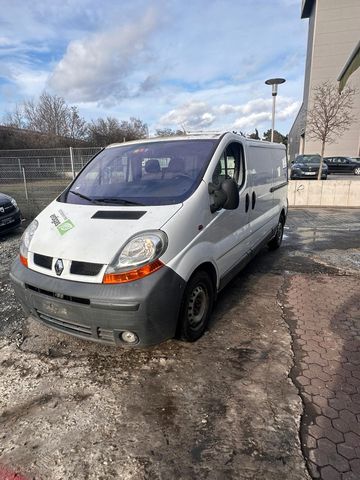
[176,270,214,342]
[268,217,284,251]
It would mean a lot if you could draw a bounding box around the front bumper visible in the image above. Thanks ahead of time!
[10,258,186,347]
[0,209,21,234]
[291,171,327,179]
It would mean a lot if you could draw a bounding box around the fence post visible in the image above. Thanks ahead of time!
[18,158,22,176]
[70,147,75,179]
[22,167,29,201]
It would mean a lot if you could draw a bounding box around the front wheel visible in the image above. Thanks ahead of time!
[176,271,214,342]
[354,167,360,176]
[268,218,284,251]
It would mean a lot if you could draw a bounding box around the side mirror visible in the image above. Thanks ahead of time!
[209,178,239,213]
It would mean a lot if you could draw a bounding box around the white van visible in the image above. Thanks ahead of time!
[11,132,288,346]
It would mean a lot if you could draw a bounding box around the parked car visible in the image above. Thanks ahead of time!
[290,154,328,180]
[0,193,21,235]
[324,156,360,175]
[10,132,288,347]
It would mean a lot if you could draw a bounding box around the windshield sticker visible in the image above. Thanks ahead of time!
[50,210,75,236]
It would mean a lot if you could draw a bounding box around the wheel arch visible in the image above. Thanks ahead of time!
[188,262,218,293]
[280,208,286,223]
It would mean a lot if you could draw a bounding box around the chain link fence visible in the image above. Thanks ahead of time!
[0,147,102,219]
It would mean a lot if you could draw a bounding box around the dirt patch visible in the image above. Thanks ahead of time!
[0,270,308,479]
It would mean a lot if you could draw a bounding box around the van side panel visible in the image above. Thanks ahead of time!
[247,144,277,245]
[271,147,288,213]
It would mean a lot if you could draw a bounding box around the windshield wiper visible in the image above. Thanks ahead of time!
[94,197,145,206]
[69,190,100,204]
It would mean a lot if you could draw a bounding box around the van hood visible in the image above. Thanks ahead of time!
[29,201,182,264]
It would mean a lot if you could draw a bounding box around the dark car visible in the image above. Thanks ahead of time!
[0,193,22,235]
[324,156,360,175]
[290,154,328,180]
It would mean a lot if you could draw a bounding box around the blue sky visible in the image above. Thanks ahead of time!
[0,0,308,136]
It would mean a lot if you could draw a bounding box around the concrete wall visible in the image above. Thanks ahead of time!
[288,180,360,207]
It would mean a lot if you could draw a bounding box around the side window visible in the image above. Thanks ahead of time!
[212,142,244,186]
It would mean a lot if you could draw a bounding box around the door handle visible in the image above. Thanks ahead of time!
[245,193,250,212]
[252,191,256,209]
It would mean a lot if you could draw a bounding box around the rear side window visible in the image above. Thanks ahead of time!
[212,142,245,187]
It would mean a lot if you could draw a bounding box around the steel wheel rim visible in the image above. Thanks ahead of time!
[188,285,207,328]
[355,167,360,175]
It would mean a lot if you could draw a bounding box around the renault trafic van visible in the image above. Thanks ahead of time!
[10,132,288,346]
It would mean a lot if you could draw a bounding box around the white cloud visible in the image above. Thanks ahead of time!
[48,8,159,102]
[234,112,271,130]
[159,96,301,134]
[9,68,49,97]
[159,102,216,129]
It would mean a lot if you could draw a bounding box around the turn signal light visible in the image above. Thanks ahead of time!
[20,254,28,268]
[102,259,164,284]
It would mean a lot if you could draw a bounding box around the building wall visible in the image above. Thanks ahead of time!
[289,0,360,160]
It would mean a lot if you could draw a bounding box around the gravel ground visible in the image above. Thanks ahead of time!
[0,228,26,343]
[0,208,359,480]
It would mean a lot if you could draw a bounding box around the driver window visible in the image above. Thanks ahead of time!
[212,142,243,186]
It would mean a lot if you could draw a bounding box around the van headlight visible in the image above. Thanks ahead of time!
[103,230,168,284]
[20,219,38,267]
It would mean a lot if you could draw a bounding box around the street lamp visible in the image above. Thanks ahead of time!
[265,78,286,142]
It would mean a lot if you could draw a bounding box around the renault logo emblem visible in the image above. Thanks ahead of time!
[54,258,64,276]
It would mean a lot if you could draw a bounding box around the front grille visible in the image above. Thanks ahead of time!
[32,255,103,276]
[36,311,116,344]
[0,202,16,217]
[301,166,319,172]
[26,284,90,305]
[36,311,92,337]
[33,253,52,269]
[70,261,103,276]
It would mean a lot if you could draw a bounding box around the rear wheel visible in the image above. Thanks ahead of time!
[268,217,284,251]
[354,166,360,176]
[176,271,214,342]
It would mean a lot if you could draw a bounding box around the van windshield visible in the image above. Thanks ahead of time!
[64,140,217,206]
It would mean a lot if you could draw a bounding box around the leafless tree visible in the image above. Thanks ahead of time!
[119,117,149,141]
[88,117,121,145]
[3,104,27,129]
[306,81,356,179]
[88,117,148,145]
[3,91,88,141]
[67,106,88,140]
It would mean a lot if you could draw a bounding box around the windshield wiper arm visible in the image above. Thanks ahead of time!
[94,197,145,206]
[69,190,100,204]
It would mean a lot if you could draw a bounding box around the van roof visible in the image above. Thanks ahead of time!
[106,132,286,149]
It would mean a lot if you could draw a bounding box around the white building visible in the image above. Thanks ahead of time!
[289,0,360,161]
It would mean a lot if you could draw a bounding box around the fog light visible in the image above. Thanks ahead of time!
[120,331,139,344]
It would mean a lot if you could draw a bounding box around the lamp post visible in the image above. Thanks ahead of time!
[265,78,286,142]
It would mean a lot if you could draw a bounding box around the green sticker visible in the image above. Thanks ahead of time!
[57,219,75,235]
